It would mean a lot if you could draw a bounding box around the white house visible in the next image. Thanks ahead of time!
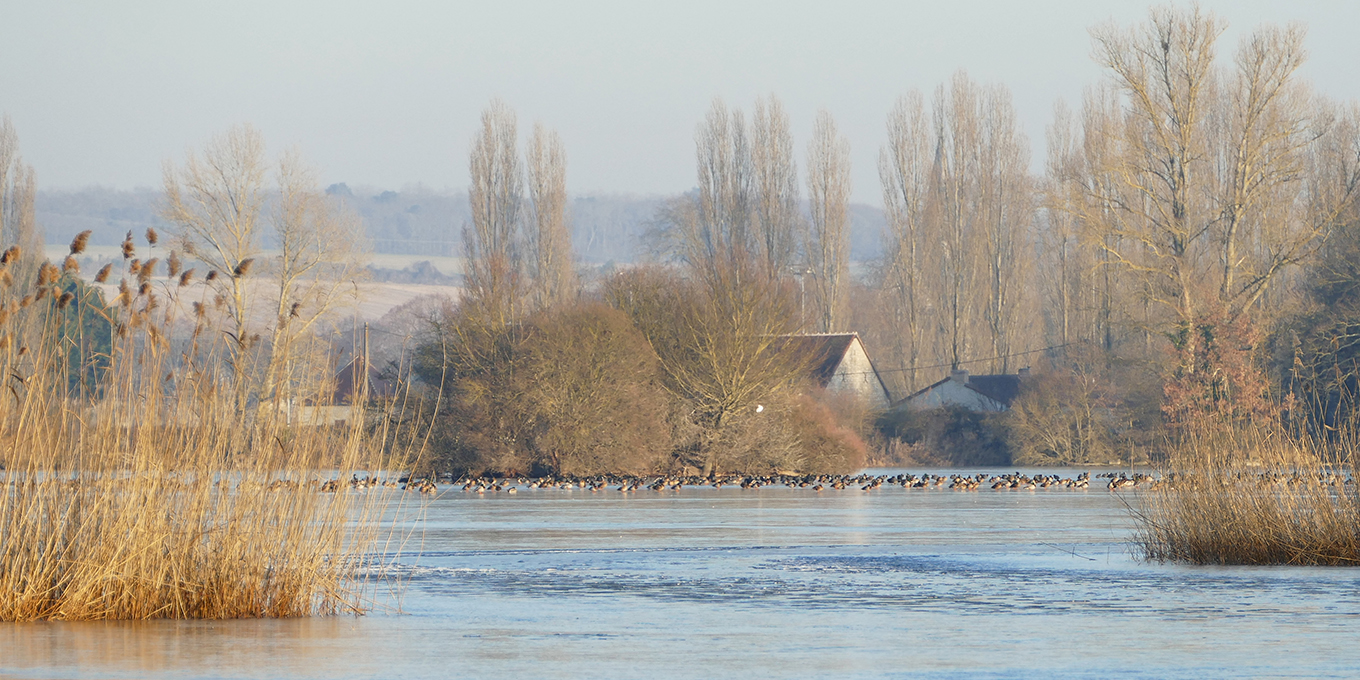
[781,333,892,409]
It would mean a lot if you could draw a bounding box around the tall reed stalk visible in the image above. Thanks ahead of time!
[0,235,411,620]
[1135,426,1360,565]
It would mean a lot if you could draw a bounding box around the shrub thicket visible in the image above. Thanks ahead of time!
[416,267,874,477]
[1006,367,1119,466]
[417,300,680,476]
[877,406,1010,467]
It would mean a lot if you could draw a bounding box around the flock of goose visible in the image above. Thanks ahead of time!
[385,470,1358,495]
[414,470,1166,495]
[15,469,1345,496]
[30,469,1345,495]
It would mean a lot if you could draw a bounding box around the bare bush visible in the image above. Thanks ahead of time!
[417,307,532,475]
[787,394,869,474]
[603,265,813,476]
[878,407,1010,467]
[1006,369,1119,465]
[417,299,677,476]
[518,303,674,476]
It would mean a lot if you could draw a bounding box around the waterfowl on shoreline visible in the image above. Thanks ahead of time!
[132,466,1358,500]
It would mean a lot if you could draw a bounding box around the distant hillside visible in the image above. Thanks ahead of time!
[34,186,887,264]
[36,187,167,248]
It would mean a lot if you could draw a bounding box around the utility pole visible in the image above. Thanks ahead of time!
[791,265,813,331]
[362,322,370,402]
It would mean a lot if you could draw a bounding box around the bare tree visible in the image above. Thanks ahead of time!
[932,74,984,370]
[603,266,805,478]
[1080,6,1360,358]
[163,124,269,379]
[649,98,762,302]
[264,150,369,410]
[879,92,933,390]
[164,126,369,409]
[751,95,801,281]
[1083,6,1221,336]
[1088,6,1222,332]
[693,98,753,277]
[975,83,1034,372]
[1212,23,1335,314]
[1044,85,1140,357]
[525,122,576,310]
[465,99,524,327]
[873,74,1039,381]
[806,110,851,333]
[626,98,819,477]
[0,116,41,275]
[1040,101,1088,353]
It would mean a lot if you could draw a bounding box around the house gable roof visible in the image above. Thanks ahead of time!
[895,373,1023,411]
[964,375,1022,407]
[772,332,892,405]
[778,333,859,387]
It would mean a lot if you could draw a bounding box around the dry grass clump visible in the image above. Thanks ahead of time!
[0,237,408,621]
[1135,428,1360,565]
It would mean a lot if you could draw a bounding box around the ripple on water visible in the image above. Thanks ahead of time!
[394,542,1360,625]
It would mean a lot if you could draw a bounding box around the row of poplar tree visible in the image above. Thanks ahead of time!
[425,5,1360,471]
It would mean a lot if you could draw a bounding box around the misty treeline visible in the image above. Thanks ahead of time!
[36,187,887,269]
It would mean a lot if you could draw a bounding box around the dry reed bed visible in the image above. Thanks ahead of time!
[0,235,419,621]
[0,473,370,620]
[1135,431,1360,566]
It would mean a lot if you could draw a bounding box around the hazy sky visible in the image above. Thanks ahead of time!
[4,1,1360,204]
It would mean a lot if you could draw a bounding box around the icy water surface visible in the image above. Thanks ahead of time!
[4,468,1360,679]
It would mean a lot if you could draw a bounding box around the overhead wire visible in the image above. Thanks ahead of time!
[832,339,1091,378]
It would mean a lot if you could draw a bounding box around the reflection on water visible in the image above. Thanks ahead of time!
[3,468,1359,679]
[0,619,383,680]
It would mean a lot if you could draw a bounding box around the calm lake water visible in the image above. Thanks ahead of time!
[3,467,1360,679]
